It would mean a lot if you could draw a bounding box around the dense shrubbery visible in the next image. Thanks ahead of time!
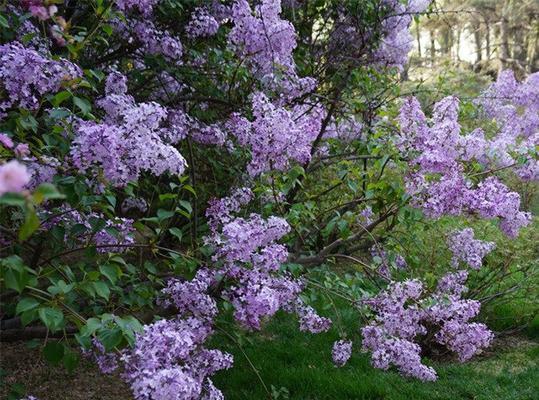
[0,1,537,399]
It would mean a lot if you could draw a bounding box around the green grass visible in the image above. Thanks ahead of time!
[212,312,539,400]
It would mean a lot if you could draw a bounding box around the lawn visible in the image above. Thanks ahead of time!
[213,311,539,400]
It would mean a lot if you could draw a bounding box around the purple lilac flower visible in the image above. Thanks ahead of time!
[332,340,352,367]
[121,317,233,400]
[186,7,220,38]
[42,207,134,252]
[0,133,14,148]
[205,187,254,233]
[447,228,495,269]
[228,92,323,176]
[362,272,493,381]
[24,156,59,190]
[14,143,30,157]
[82,338,119,374]
[20,0,57,21]
[0,42,81,116]
[114,0,159,17]
[399,96,532,238]
[72,89,188,187]
[121,197,148,214]
[0,160,30,195]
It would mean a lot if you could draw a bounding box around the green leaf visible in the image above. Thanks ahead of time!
[93,281,110,300]
[48,108,71,120]
[32,183,65,204]
[18,114,38,132]
[20,309,38,326]
[102,24,113,36]
[0,193,26,207]
[0,14,9,28]
[169,227,183,241]
[63,350,80,373]
[73,96,91,115]
[97,327,123,351]
[99,263,119,284]
[19,209,40,241]
[47,279,75,295]
[43,342,64,365]
[74,332,92,349]
[4,269,30,293]
[178,200,192,214]
[159,193,176,201]
[182,184,196,196]
[16,297,40,314]
[157,209,174,221]
[38,307,64,332]
[52,90,72,107]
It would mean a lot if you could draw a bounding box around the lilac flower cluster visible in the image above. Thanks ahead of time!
[0,160,30,195]
[43,208,135,252]
[122,317,232,400]
[205,190,329,332]
[1,130,59,190]
[0,42,81,117]
[229,0,296,78]
[161,269,218,322]
[20,0,58,21]
[332,339,352,367]
[167,108,227,146]
[357,206,374,226]
[24,156,60,190]
[206,212,302,329]
[131,20,183,63]
[114,0,159,17]
[82,338,120,374]
[474,70,539,181]
[370,245,407,279]
[374,1,415,69]
[447,228,495,269]
[206,187,254,233]
[228,0,315,100]
[351,0,431,70]
[120,268,232,400]
[186,7,220,38]
[362,271,493,381]
[289,300,332,334]
[430,271,493,362]
[362,280,436,381]
[324,117,364,142]
[229,92,322,176]
[71,73,187,187]
[113,18,183,64]
[398,96,532,237]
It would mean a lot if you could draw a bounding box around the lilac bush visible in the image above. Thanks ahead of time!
[0,0,536,398]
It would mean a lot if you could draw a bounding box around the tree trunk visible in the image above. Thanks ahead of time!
[485,22,491,59]
[473,21,482,64]
[416,21,422,59]
[499,0,511,72]
[456,29,461,62]
[429,29,436,64]
[527,22,539,72]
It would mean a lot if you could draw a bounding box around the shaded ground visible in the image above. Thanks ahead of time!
[0,341,130,400]
[0,326,537,400]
